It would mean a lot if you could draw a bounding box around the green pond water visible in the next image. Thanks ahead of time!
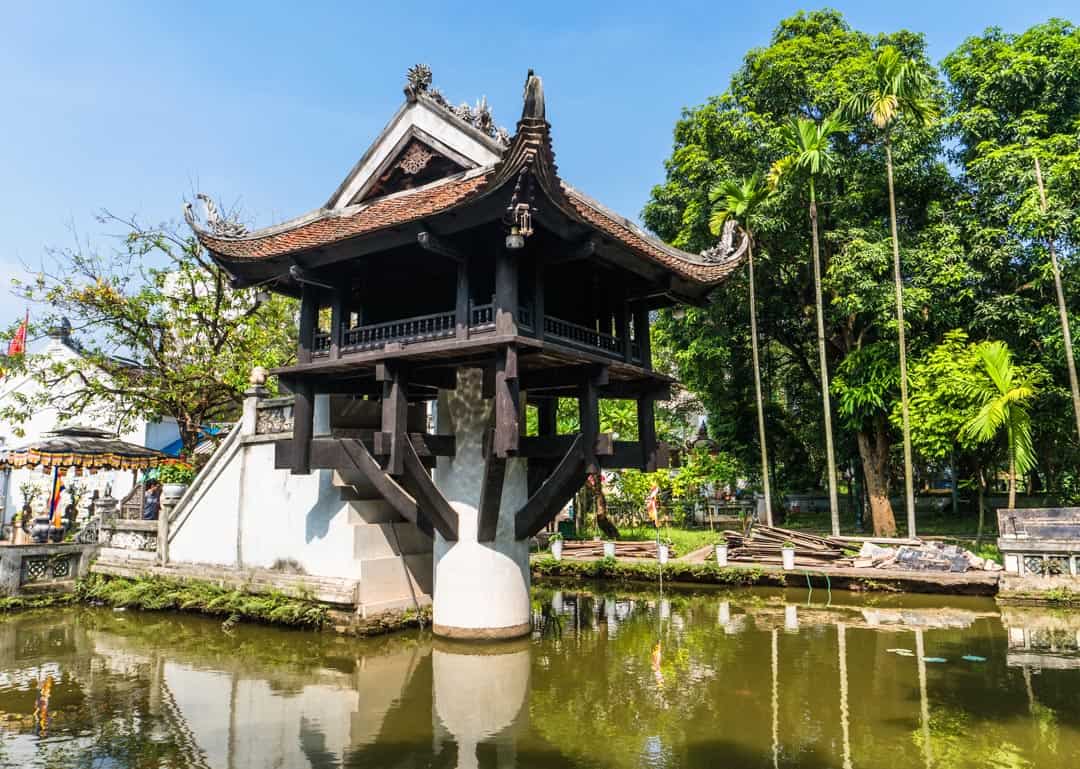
[0,586,1078,768]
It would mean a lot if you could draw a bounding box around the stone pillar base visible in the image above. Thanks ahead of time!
[432,622,531,641]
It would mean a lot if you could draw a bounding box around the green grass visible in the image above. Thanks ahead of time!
[573,526,722,555]
[531,556,780,587]
[780,508,1000,538]
[76,574,329,629]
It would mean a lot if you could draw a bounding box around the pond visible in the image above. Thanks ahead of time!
[0,586,1077,768]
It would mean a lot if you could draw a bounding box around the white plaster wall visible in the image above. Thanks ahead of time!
[238,443,357,578]
[168,444,242,566]
[432,369,530,634]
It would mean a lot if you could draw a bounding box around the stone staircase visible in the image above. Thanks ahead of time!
[327,397,433,617]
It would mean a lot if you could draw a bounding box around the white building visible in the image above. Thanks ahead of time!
[0,322,180,525]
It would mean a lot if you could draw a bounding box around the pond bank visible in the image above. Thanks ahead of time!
[531,555,1002,596]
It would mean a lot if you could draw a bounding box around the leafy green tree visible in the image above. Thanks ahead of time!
[943,20,1080,471]
[709,172,774,524]
[770,111,850,535]
[843,45,937,536]
[961,341,1040,509]
[3,212,296,453]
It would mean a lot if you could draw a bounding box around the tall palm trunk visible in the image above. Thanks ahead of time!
[1008,427,1017,510]
[1034,156,1080,441]
[809,180,840,535]
[885,139,916,537]
[747,237,773,526]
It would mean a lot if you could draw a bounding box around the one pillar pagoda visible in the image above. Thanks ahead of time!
[186,67,744,639]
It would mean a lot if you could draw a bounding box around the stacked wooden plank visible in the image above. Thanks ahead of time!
[724,526,854,568]
[559,540,675,559]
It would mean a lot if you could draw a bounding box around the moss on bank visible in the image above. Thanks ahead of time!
[998,586,1080,606]
[0,593,79,613]
[76,573,330,629]
[531,556,783,587]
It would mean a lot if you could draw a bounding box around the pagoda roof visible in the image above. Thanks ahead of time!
[186,69,746,293]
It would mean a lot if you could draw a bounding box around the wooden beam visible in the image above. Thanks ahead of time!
[518,433,615,459]
[417,230,464,263]
[339,439,430,537]
[637,393,658,472]
[379,362,409,475]
[401,438,458,541]
[297,284,318,365]
[536,397,557,437]
[291,380,314,475]
[493,345,520,457]
[514,434,587,539]
[545,236,598,265]
[579,371,601,474]
[477,436,506,542]
[329,285,347,360]
[632,303,651,369]
[519,364,609,392]
[533,256,545,340]
[494,245,518,336]
[455,256,470,340]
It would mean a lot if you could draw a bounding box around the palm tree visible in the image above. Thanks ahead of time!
[709,172,774,526]
[844,45,937,538]
[962,341,1038,510]
[771,112,849,536]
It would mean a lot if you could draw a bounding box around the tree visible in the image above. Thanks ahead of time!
[3,212,296,454]
[961,341,1039,509]
[843,45,937,537]
[770,112,850,536]
[708,172,774,524]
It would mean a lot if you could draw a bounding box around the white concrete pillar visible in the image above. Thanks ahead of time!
[432,368,530,639]
[313,393,332,437]
[433,640,530,769]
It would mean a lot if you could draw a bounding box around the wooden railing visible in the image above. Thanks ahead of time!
[342,310,456,351]
[309,306,646,365]
[544,316,622,355]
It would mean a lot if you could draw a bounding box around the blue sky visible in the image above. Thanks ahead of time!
[1,1,1075,312]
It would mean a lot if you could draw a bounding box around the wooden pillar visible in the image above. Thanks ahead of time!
[377,362,408,476]
[456,256,470,339]
[495,247,518,336]
[533,257,545,339]
[494,345,520,457]
[330,285,347,359]
[536,397,557,437]
[579,374,600,474]
[633,304,651,369]
[615,290,629,361]
[297,284,318,365]
[292,379,314,475]
[637,393,658,473]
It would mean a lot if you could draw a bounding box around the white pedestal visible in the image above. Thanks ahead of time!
[431,369,531,639]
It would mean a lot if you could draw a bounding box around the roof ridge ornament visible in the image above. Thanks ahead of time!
[521,69,545,121]
[404,64,510,146]
[699,219,750,264]
[183,194,248,239]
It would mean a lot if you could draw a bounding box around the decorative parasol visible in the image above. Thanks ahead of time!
[0,425,168,473]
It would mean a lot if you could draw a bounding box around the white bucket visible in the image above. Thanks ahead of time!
[604,541,616,559]
[551,540,563,561]
[658,544,669,565]
[781,546,796,570]
[715,544,728,567]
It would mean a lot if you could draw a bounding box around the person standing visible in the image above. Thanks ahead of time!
[142,480,162,521]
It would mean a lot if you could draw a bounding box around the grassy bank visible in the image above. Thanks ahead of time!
[76,573,330,629]
[531,556,782,587]
[0,593,79,613]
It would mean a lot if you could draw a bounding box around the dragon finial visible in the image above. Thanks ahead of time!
[700,219,750,264]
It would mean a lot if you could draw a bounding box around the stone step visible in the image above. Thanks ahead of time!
[347,498,404,524]
[354,521,432,560]
[357,553,433,608]
[332,470,379,499]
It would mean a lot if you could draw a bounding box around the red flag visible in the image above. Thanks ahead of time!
[7,311,28,356]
